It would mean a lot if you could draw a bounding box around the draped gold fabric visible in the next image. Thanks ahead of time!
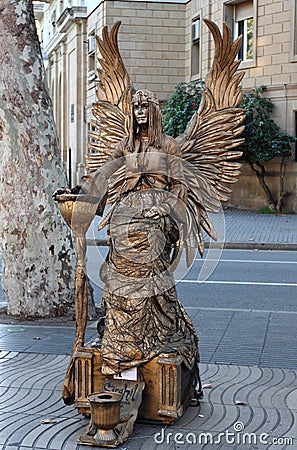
[99,189,199,375]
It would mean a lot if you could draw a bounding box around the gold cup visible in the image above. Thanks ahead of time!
[87,392,122,444]
[56,193,101,237]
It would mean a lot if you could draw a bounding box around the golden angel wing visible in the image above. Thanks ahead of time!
[177,19,245,264]
[95,21,133,115]
[85,22,132,173]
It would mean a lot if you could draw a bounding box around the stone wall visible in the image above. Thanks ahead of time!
[86,0,187,103]
[229,159,297,212]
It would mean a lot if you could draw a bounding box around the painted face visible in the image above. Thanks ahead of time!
[133,101,149,125]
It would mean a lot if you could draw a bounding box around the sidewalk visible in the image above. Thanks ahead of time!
[223,208,297,249]
[1,348,296,450]
[1,209,297,449]
[85,207,297,250]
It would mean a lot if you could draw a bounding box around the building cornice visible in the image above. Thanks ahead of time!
[44,6,88,55]
[44,30,67,56]
[243,83,297,93]
[56,6,87,33]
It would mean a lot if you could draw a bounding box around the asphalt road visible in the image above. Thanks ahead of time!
[86,247,297,312]
[2,247,296,313]
[177,249,297,312]
[175,249,297,368]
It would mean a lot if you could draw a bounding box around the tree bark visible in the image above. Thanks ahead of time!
[0,0,76,317]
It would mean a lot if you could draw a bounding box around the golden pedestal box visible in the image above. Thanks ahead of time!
[74,347,195,424]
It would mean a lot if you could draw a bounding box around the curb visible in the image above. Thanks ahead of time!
[221,242,297,251]
[87,239,297,252]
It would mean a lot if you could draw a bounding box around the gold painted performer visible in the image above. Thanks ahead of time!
[94,88,199,375]
[56,19,245,402]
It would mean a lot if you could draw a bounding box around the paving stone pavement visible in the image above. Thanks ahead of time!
[1,309,296,370]
[0,351,296,450]
[0,318,296,449]
[223,209,297,249]
[0,325,96,355]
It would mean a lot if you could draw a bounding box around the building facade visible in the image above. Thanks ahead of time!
[37,0,297,211]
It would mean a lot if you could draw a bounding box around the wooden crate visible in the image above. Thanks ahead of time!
[73,347,195,424]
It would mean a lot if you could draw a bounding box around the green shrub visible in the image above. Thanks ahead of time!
[162,82,296,211]
[239,86,293,163]
[162,81,203,138]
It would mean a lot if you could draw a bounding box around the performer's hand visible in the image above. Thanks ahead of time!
[143,206,159,219]
[52,187,71,200]
[143,205,170,219]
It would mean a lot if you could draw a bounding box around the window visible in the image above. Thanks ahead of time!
[191,17,200,77]
[224,0,255,63]
[235,16,254,61]
[51,10,56,27]
[87,32,96,83]
[87,34,96,55]
[88,122,98,149]
[70,103,75,123]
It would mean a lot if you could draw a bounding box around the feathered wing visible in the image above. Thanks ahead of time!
[85,21,133,203]
[177,19,245,265]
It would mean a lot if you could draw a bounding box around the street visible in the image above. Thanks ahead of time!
[178,249,297,369]
[87,247,297,312]
[178,249,297,312]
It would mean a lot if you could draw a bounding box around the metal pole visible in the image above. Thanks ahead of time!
[68,147,72,189]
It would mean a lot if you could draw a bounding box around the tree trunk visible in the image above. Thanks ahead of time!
[276,155,288,213]
[248,161,277,211]
[0,0,76,317]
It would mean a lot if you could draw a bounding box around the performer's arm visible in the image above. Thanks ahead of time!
[144,139,187,222]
